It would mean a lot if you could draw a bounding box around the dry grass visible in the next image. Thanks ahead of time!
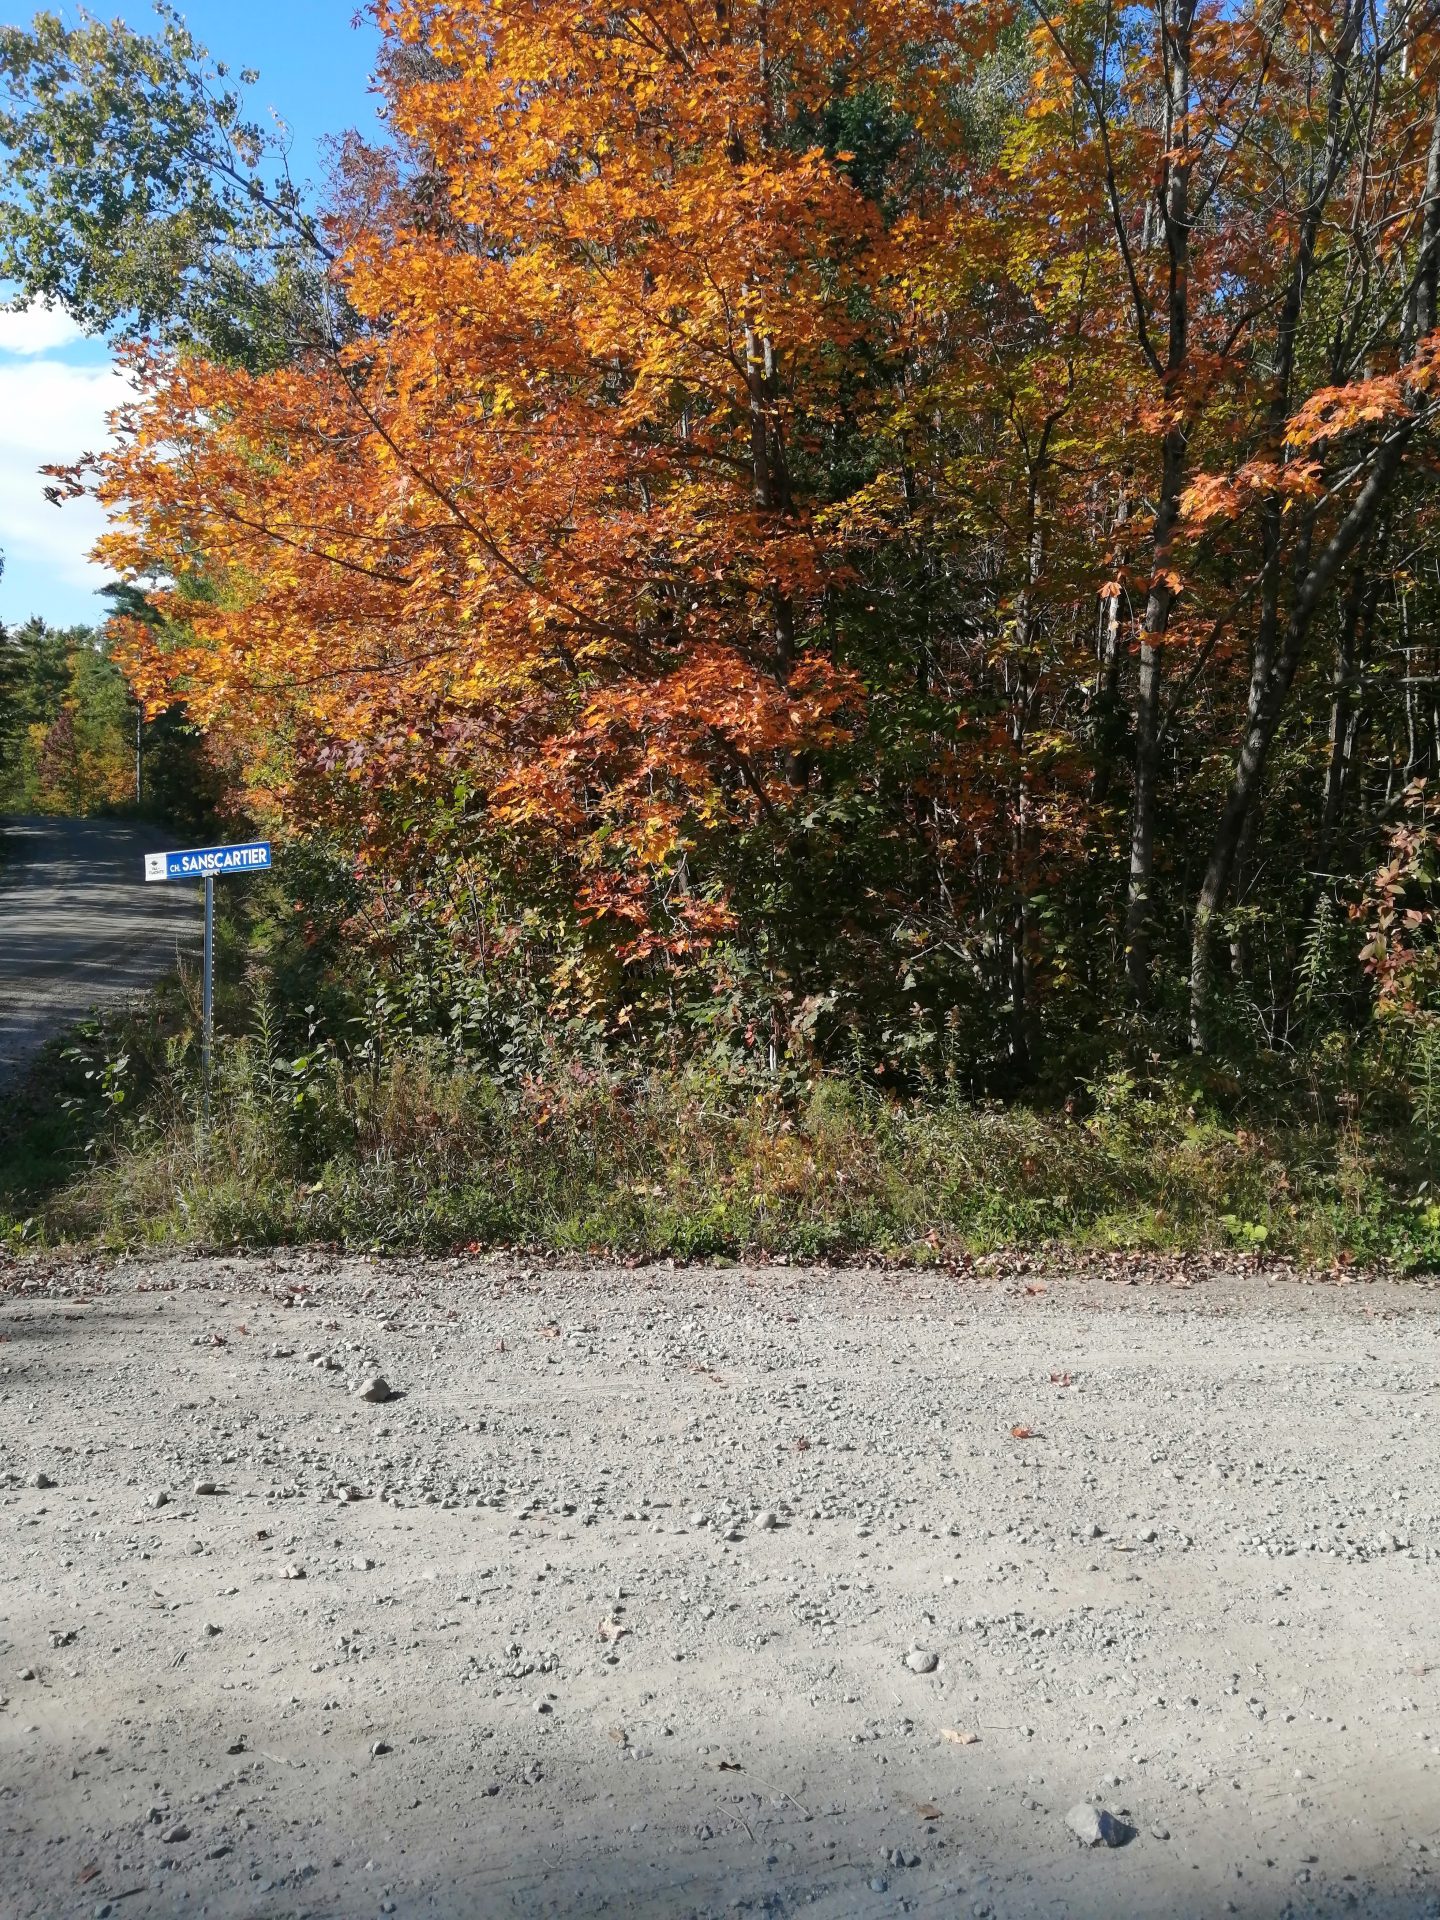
[5,1035,1434,1268]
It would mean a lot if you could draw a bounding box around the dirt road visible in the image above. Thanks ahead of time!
[2,1252,1438,1919]
[0,816,200,1087]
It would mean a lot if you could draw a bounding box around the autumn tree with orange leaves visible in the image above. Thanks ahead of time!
[91,0,985,1052]
[16,0,1440,1084]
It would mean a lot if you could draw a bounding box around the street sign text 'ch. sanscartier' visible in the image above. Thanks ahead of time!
[144,841,272,883]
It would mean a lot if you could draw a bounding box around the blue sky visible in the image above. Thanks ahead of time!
[0,1,382,632]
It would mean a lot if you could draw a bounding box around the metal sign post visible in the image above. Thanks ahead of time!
[144,841,273,1111]
[202,874,215,1113]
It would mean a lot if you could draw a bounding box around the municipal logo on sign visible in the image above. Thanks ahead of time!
[144,841,273,882]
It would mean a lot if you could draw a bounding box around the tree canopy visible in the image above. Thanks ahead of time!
[18,0,1440,1084]
[0,4,336,365]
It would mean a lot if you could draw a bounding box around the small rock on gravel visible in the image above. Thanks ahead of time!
[282,1564,306,1580]
[1065,1804,1133,1848]
[193,1479,218,1496]
[27,1471,55,1490]
[754,1509,778,1530]
[162,1824,191,1844]
[905,1649,940,1675]
[356,1375,393,1403]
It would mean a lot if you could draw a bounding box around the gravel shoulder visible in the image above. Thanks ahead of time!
[2,1253,1438,1920]
[0,815,200,1089]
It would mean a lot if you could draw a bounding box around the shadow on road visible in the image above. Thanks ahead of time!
[4,1270,1439,1920]
[5,1700,1435,1920]
[0,814,203,1229]
[0,813,200,1092]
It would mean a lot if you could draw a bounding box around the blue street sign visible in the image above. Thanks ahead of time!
[144,841,272,883]
[140,840,273,1112]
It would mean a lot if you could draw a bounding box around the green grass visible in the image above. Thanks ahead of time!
[4,1003,1440,1269]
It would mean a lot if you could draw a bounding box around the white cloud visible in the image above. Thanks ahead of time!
[0,356,132,589]
[0,301,86,356]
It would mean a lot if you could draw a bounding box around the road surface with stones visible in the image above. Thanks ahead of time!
[0,815,201,1090]
[2,1250,1439,1919]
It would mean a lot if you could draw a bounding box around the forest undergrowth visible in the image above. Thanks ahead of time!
[4,883,1438,1272]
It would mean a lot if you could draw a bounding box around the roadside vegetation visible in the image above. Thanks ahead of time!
[3,863,1439,1270]
[6,4,1440,1268]
[7,1024,1440,1270]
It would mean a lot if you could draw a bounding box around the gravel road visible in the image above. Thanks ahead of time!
[0,815,201,1089]
[2,1252,1438,1920]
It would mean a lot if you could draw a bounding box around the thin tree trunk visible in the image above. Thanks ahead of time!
[1123,0,1194,1002]
[1008,854,1031,1079]
[1125,631,1164,994]
[1009,490,1044,1080]
[1090,494,1128,807]
[1317,565,1377,873]
[743,287,797,689]
[1228,802,1258,985]
[743,295,772,513]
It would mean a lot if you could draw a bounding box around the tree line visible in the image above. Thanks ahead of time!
[0,616,138,816]
[0,593,222,827]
